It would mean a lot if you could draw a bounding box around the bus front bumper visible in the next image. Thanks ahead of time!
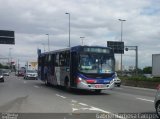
[77,81,114,90]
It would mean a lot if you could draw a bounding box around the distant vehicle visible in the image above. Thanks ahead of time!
[24,70,37,80]
[154,84,160,118]
[18,70,25,77]
[122,73,132,77]
[38,45,116,93]
[143,74,153,78]
[3,69,10,76]
[114,72,121,87]
[0,70,4,82]
[15,70,18,76]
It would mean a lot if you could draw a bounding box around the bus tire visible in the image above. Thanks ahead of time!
[95,89,101,94]
[65,78,71,92]
[45,79,49,86]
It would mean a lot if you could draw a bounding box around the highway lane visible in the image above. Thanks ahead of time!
[0,74,73,113]
[0,73,158,119]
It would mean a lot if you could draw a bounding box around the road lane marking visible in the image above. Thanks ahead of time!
[72,108,78,112]
[78,103,88,106]
[56,94,66,99]
[71,100,77,103]
[136,98,154,102]
[53,94,125,119]
[123,86,156,91]
[24,81,26,84]
[34,85,40,88]
[71,99,125,119]
[90,106,110,113]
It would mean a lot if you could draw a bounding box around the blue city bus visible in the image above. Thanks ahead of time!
[38,45,115,93]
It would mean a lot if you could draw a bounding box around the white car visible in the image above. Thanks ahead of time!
[154,84,160,118]
[24,70,38,80]
[3,69,10,76]
[114,72,121,87]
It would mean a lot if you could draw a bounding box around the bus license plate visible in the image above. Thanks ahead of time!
[95,84,103,88]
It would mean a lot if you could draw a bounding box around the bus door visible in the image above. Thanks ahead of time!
[70,52,78,87]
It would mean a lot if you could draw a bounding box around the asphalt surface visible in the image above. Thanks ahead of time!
[0,73,159,119]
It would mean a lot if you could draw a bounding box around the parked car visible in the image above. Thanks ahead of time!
[3,69,10,76]
[154,84,160,118]
[24,70,38,80]
[0,70,4,82]
[114,72,121,87]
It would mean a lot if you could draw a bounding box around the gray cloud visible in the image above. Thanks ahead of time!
[0,0,159,68]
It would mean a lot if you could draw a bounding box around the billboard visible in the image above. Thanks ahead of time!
[0,30,15,44]
[107,41,124,54]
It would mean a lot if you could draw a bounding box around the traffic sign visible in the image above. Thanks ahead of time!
[107,41,124,54]
[0,30,15,44]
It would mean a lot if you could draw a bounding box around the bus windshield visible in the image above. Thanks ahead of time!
[78,53,115,74]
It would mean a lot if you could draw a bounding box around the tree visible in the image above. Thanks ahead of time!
[143,66,152,74]
[0,63,3,68]
[0,63,10,69]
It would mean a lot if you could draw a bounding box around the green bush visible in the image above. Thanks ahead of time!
[0,63,10,69]
[120,76,160,82]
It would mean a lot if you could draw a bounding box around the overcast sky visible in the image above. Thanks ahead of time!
[0,0,160,69]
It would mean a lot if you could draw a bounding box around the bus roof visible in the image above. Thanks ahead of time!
[39,45,112,56]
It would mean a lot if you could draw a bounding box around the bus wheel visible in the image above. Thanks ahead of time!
[65,79,71,92]
[45,79,49,86]
[95,89,101,94]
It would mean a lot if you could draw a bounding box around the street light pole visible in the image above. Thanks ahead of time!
[118,19,126,75]
[65,12,70,48]
[46,34,50,51]
[9,48,12,63]
[41,43,45,52]
[9,48,13,70]
[80,37,85,46]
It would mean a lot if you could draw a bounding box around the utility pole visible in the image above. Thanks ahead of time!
[118,19,126,75]
[125,46,138,75]
[65,12,71,47]
[80,37,85,46]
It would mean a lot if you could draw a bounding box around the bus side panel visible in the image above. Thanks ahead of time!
[38,56,45,81]
[55,67,61,85]
[48,70,58,86]
[60,67,70,86]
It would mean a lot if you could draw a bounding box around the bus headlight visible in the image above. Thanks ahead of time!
[77,77,87,84]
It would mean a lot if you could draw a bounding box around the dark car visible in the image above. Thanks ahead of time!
[0,70,4,82]
[18,70,25,77]
[114,72,121,87]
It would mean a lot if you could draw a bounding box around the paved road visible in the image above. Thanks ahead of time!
[0,73,158,119]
